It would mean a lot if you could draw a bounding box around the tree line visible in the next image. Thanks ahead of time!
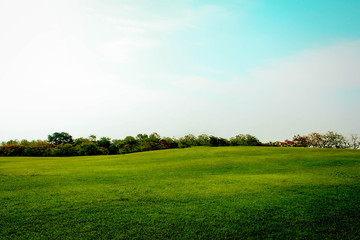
[265,131,359,149]
[0,131,358,157]
[0,132,261,156]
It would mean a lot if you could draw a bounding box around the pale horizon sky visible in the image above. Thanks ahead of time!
[1,0,360,142]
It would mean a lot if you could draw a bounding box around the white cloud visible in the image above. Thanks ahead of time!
[157,41,360,141]
[241,41,360,140]
[252,41,360,89]
[107,18,193,34]
[1,1,359,142]
[98,38,161,63]
[174,40,360,103]
[94,3,231,65]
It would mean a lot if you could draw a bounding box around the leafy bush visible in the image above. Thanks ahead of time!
[77,142,104,156]
[162,137,179,149]
[24,141,52,156]
[54,144,78,156]
[0,144,24,156]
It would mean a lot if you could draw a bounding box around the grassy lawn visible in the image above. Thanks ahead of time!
[1,147,359,239]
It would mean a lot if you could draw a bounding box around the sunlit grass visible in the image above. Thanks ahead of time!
[1,147,359,239]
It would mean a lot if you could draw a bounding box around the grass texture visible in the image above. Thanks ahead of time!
[1,147,359,239]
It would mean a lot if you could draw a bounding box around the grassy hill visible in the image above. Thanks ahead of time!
[1,147,359,239]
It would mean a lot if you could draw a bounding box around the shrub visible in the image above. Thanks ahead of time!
[24,141,52,156]
[117,136,139,154]
[0,144,25,156]
[162,137,179,149]
[78,142,103,156]
[55,144,78,156]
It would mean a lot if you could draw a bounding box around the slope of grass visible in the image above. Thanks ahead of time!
[1,147,359,239]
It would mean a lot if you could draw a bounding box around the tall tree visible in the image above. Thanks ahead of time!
[48,132,74,145]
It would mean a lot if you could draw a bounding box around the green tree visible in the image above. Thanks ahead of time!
[178,134,197,148]
[20,139,30,146]
[162,137,179,148]
[74,137,90,145]
[97,137,111,149]
[197,134,210,146]
[149,132,161,141]
[117,136,139,154]
[89,134,97,142]
[48,132,74,145]
[244,134,262,146]
[229,134,246,146]
[230,134,261,146]
[136,134,149,142]
[209,136,229,147]
[6,139,19,145]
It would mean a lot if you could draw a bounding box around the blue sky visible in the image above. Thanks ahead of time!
[0,0,360,142]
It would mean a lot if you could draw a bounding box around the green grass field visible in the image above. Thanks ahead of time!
[1,147,359,239]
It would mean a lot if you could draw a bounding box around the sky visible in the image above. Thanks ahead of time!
[1,0,360,142]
